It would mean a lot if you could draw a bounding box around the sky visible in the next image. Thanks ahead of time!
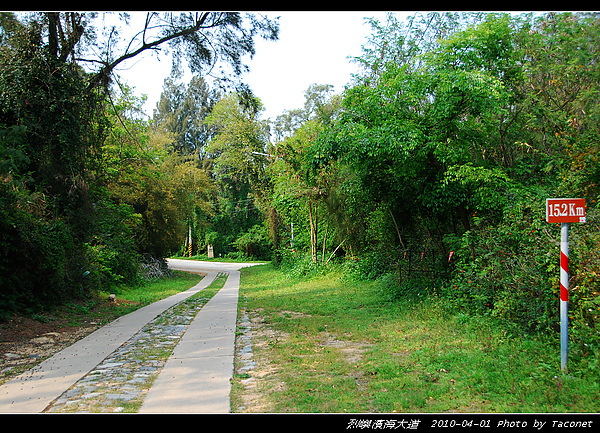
[239,11,395,120]
[114,11,402,120]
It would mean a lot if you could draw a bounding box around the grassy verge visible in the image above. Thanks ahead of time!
[171,254,266,263]
[232,263,600,413]
[57,271,205,327]
[1,271,206,386]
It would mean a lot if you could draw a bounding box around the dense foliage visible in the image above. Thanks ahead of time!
[1,11,599,361]
[269,13,600,355]
[0,12,278,317]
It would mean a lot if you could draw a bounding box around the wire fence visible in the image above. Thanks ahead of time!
[396,249,451,282]
[138,254,172,282]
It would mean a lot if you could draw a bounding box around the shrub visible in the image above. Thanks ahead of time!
[0,192,84,315]
[84,199,141,289]
[442,191,600,349]
[233,224,273,260]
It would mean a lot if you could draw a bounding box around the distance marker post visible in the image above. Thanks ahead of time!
[560,223,569,371]
[546,198,586,372]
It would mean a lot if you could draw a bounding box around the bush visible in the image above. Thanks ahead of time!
[0,191,84,315]
[233,224,273,260]
[277,249,325,279]
[442,191,600,349]
[84,199,141,289]
[224,251,249,261]
[344,249,393,281]
[441,194,555,331]
[0,182,144,317]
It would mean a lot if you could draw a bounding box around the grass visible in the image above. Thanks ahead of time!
[232,263,600,413]
[56,271,205,327]
[172,253,266,263]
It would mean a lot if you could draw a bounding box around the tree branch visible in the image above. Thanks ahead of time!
[87,12,212,91]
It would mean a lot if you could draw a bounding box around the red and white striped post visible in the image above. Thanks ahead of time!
[546,198,586,372]
[560,223,569,372]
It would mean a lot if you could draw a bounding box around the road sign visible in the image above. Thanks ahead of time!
[546,198,585,372]
[546,198,586,223]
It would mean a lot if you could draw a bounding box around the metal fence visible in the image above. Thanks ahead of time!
[396,249,450,282]
[139,254,172,281]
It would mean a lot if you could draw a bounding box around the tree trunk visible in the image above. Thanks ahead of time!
[387,205,406,250]
[326,238,346,265]
[47,12,59,59]
[322,220,329,263]
[386,205,406,285]
[308,199,318,264]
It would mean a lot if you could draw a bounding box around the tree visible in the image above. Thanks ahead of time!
[311,13,518,280]
[512,13,600,194]
[272,83,340,142]
[0,16,109,311]
[153,69,220,157]
[21,12,279,93]
[270,84,343,264]
[350,12,486,82]
[272,120,326,263]
[0,11,276,312]
[306,12,600,343]
[202,92,273,256]
[205,92,271,195]
[102,89,214,258]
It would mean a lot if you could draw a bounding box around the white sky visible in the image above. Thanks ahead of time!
[241,11,395,120]
[114,11,403,120]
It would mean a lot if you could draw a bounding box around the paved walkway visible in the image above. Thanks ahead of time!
[139,270,240,413]
[0,260,262,413]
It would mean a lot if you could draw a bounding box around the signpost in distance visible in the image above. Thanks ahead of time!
[546,198,586,372]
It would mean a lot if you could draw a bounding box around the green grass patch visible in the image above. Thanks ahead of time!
[234,263,600,413]
[43,269,203,327]
[55,271,204,327]
[171,254,267,263]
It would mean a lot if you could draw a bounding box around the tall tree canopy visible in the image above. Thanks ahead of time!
[0,11,279,315]
[28,12,279,92]
[153,70,220,157]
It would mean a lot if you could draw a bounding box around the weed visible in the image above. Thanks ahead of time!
[233,263,600,413]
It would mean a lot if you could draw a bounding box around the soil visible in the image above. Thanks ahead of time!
[0,313,100,384]
[0,296,142,386]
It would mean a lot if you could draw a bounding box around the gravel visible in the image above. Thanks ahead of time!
[43,291,214,413]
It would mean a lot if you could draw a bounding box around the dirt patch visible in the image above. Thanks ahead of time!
[322,336,372,365]
[0,315,100,384]
[0,297,136,385]
[233,309,289,413]
[275,310,312,319]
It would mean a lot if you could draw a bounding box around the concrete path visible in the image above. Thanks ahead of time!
[0,260,262,413]
[139,270,240,413]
